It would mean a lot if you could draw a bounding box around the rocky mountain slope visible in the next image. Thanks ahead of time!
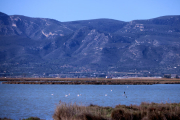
[0,12,180,77]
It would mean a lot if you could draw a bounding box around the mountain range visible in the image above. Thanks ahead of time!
[0,12,180,77]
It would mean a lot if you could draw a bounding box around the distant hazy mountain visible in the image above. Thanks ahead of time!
[0,12,180,77]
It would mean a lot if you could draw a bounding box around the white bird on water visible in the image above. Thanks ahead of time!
[65,93,70,97]
[105,94,107,96]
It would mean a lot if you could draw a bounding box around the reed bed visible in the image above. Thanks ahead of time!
[53,102,180,120]
[53,101,111,120]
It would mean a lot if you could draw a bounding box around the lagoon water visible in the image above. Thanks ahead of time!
[0,83,180,119]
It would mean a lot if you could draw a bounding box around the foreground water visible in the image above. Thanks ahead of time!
[0,83,179,120]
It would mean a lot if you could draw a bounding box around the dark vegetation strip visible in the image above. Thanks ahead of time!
[0,117,41,120]
[1,78,180,85]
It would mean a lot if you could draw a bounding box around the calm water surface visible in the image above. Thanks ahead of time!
[0,83,180,119]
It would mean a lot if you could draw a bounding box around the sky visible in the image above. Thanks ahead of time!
[0,0,180,22]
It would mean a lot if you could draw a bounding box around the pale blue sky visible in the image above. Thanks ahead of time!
[0,0,180,22]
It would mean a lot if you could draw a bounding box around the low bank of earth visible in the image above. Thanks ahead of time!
[1,78,180,85]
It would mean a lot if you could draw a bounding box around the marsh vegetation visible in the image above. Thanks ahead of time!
[53,102,180,120]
